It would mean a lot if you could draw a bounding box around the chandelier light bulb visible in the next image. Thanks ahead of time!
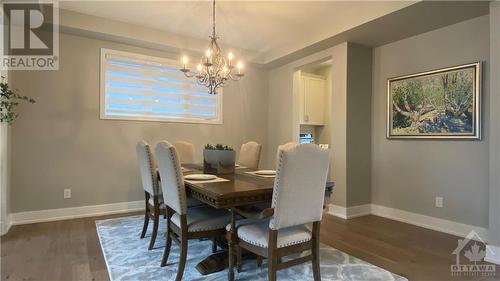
[197,64,203,71]
[228,52,234,61]
[205,49,211,57]
[182,56,189,64]
[237,61,244,73]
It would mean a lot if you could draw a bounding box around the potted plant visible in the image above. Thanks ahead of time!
[203,143,236,174]
[1,76,35,124]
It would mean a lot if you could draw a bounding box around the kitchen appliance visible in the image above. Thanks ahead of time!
[299,133,314,144]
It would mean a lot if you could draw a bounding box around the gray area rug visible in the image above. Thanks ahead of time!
[96,216,407,281]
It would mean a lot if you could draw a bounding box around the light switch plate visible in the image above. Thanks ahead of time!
[64,189,71,199]
[435,197,443,208]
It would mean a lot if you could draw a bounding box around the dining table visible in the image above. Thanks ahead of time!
[182,164,275,281]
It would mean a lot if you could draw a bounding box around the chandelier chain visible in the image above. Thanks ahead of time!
[212,0,216,38]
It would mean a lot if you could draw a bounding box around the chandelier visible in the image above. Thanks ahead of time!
[180,0,244,95]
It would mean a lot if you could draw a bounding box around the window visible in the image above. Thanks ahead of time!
[100,48,222,124]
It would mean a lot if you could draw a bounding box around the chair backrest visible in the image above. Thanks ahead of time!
[155,141,187,215]
[270,144,330,230]
[238,141,262,169]
[136,140,160,196]
[173,141,195,164]
[275,142,297,168]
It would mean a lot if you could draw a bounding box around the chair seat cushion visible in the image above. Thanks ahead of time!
[172,206,230,232]
[226,218,312,248]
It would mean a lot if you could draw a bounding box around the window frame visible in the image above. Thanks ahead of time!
[99,48,223,125]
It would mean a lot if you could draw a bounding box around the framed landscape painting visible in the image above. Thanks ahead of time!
[387,62,481,139]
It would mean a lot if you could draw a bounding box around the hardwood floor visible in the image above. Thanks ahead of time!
[1,212,140,281]
[1,213,499,281]
[320,215,499,281]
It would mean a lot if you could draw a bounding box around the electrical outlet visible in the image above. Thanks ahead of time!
[64,189,71,199]
[435,197,443,208]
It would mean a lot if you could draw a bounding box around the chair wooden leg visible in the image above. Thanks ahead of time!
[140,210,149,239]
[236,246,242,272]
[148,212,159,250]
[256,256,263,268]
[268,230,278,281]
[211,237,217,253]
[161,210,172,267]
[227,209,236,281]
[268,256,277,281]
[175,232,188,281]
[140,193,150,239]
[312,221,321,281]
[228,239,235,280]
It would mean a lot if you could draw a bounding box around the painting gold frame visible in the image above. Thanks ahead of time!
[387,62,481,140]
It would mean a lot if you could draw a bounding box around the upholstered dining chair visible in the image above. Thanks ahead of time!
[155,141,231,281]
[173,141,195,165]
[238,141,262,169]
[136,140,165,250]
[228,144,330,281]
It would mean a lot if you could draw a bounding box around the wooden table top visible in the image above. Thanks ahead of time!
[183,165,275,209]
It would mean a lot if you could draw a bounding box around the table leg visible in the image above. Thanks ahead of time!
[227,208,236,281]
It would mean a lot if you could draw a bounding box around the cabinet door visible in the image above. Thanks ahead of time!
[305,78,325,125]
[299,76,306,124]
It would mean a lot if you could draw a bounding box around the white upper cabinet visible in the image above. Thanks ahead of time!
[299,74,326,125]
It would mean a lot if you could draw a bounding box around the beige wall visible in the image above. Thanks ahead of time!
[329,44,348,207]
[371,15,490,227]
[9,32,268,212]
[264,66,295,168]
[489,2,500,247]
[346,44,372,206]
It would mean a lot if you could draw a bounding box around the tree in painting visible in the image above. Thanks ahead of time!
[391,66,475,136]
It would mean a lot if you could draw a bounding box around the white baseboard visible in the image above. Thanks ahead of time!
[0,214,11,236]
[346,204,372,218]
[485,244,500,265]
[328,204,371,219]
[10,200,143,226]
[328,203,490,242]
[370,204,490,242]
[328,204,347,219]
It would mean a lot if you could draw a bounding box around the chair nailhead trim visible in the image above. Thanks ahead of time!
[240,236,312,248]
[169,145,187,214]
[145,144,160,196]
[270,150,285,230]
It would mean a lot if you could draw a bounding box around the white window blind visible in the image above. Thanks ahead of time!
[100,48,222,124]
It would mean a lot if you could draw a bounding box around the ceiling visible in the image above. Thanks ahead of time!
[60,1,415,64]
